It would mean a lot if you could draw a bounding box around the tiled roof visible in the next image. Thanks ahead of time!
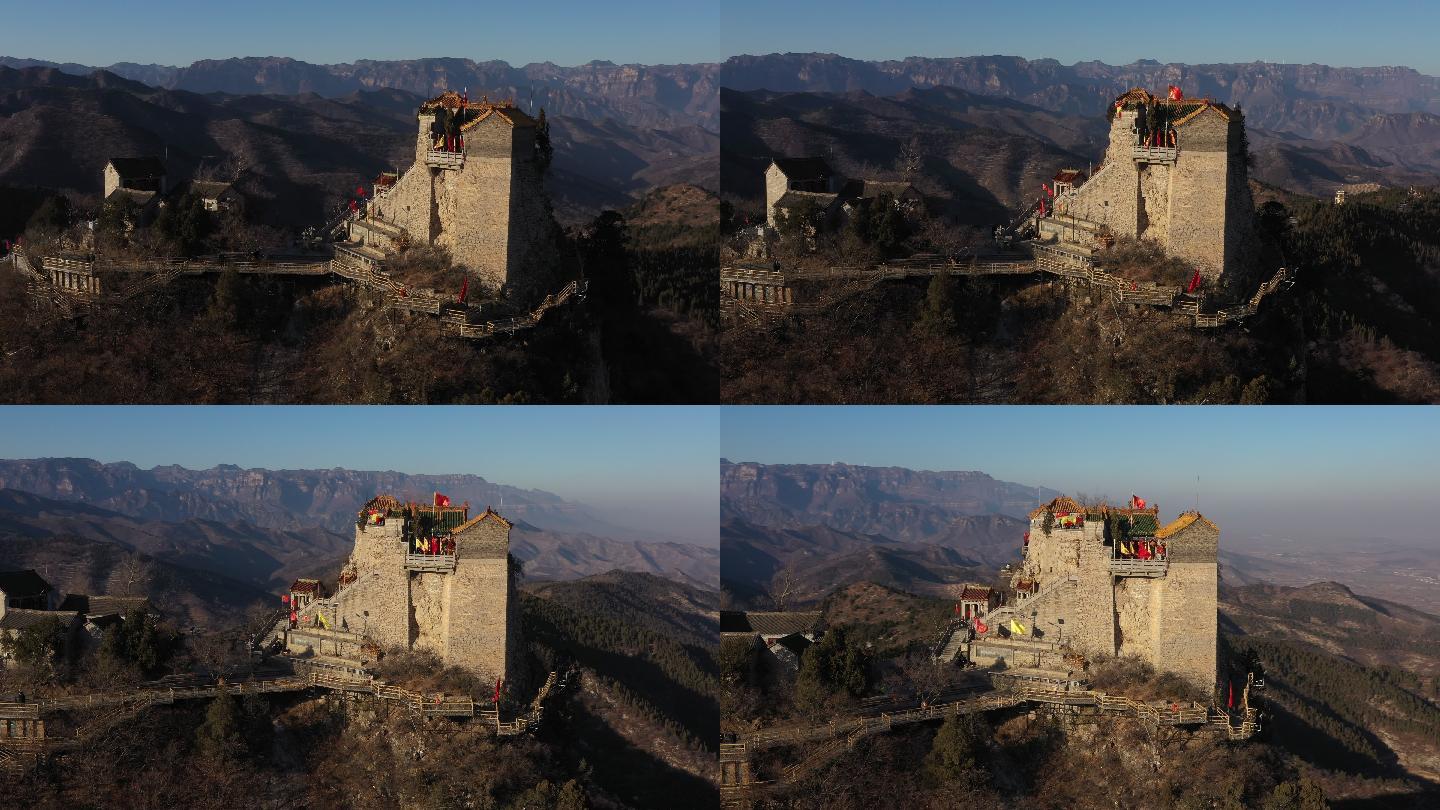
[724,611,822,637]
[365,494,404,513]
[187,181,233,200]
[1053,169,1087,184]
[0,609,77,631]
[421,91,469,110]
[771,157,834,182]
[107,156,166,178]
[58,594,151,617]
[769,632,813,657]
[1014,580,1037,593]
[959,586,993,602]
[1174,102,1235,126]
[0,570,51,598]
[1156,511,1218,539]
[840,180,918,200]
[106,188,157,206]
[1029,497,1083,519]
[774,190,839,209]
[450,507,512,535]
[459,104,537,130]
[289,579,324,595]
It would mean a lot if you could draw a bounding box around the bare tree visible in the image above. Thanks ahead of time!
[109,556,156,597]
[897,135,925,181]
[768,563,802,612]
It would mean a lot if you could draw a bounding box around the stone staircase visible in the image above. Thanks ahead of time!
[934,622,971,663]
[978,575,1077,629]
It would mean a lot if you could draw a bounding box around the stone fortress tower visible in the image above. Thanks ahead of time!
[286,496,523,687]
[1042,88,1258,282]
[351,91,558,294]
[968,497,1218,693]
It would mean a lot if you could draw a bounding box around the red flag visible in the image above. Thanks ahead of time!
[356,186,366,197]
[1044,183,1054,198]
[457,276,468,303]
[1168,85,1183,101]
[954,602,961,615]
[1227,682,1234,709]
[974,617,988,634]
[1137,542,1151,561]
[281,594,291,604]
[1131,494,1147,509]
[494,678,502,704]
[435,492,451,507]
[348,199,358,212]
[1186,270,1202,293]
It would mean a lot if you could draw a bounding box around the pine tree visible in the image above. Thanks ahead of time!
[915,272,959,337]
[196,690,245,762]
[535,108,554,174]
[923,713,988,785]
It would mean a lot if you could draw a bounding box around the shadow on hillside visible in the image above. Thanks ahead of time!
[1262,688,1401,776]
[522,604,717,745]
[541,696,715,810]
[1332,787,1440,810]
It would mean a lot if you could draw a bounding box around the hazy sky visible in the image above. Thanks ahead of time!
[0,0,721,67]
[722,1,1440,74]
[721,406,1440,547]
[0,406,719,546]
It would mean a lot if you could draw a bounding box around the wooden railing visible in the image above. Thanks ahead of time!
[1132,146,1179,163]
[1108,558,1170,577]
[425,150,465,169]
[725,248,1297,333]
[449,280,585,340]
[404,553,456,572]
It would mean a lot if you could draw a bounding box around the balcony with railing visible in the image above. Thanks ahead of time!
[1131,145,1178,164]
[1109,539,1168,577]
[425,149,465,169]
[405,553,456,572]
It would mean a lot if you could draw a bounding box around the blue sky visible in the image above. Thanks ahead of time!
[0,406,719,545]
[722,1,1440,74]
[722,406,1440,546]
[0,0,721,67]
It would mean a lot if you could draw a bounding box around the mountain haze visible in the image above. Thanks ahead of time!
[0,66,714,224]
[0,55,720,129]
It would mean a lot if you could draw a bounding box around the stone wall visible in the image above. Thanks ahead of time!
[103,165,121,199]
[1015,506,1218,691]
[447,513,519,685]
[1069,525,1117,660]
[1053,103,1255,282]
[765,164,787,227]
[322,510,519,685]
[365,106,559,298]
[1156,518,1219,692]
[333,519,411,649]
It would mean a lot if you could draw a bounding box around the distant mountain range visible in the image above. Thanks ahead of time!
[722,55,1440,199]
[722,54,1440,138]
[0,55,719,130]
[0,486,717,598]
[721,517,994,608]
[721,459,1056,533]
[0,457,596,533]
[720,460,1051,607]
[0,66,716,224]
[0,458,721,587]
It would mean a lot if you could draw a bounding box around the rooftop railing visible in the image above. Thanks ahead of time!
[425,149,464,169]
[1131,145,1178,164]
[404,553,456,572]
[1108,558,1169,577]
